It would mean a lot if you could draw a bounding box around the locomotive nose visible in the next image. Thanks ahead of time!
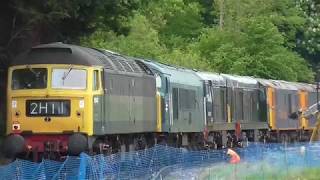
[2,134,25,158]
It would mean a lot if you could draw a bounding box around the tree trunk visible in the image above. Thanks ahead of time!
[219,0,225,30]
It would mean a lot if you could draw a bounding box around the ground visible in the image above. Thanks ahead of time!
[161,162,320,180]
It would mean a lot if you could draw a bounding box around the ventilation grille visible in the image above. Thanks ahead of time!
[135,60,154,75]
[128,61,143,73]
[119,60,133,72]
[97,50,150,74]
[111,58,125,71]
[83,48,115,70]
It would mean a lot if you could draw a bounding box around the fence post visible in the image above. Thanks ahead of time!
[15,160,21,180]
[78,153,87,180]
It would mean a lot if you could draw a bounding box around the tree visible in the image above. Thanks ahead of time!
[140,0,206,49]
[297,0,320,67]
[195,16,314,82]
[81,12,210,70]
[81,14,165,59]
[0,0,143,134]
[0,0,143,68]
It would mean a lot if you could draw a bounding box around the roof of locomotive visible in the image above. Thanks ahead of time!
[221,74,258,88]
[195,72,315,91]
[195,72,226,86]
[295,82,316,91]
[12,42,104,66]
[195,71,260,88]
[256,78,316,91]
[256,78,296,90]
[11,42,153,75]
[143,60,203,87]
[279,80,315,91]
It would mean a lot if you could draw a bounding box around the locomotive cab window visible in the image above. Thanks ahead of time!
[52,68,87,89]
[12,68,47,90]
[93,70,100,91]
[155,73,162,90]
[173,88,179,120]
[205,83,213,102]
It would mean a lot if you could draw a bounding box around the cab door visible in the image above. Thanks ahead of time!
[92,69,104,134]
[165,77,173,129]
[204,81,213,124]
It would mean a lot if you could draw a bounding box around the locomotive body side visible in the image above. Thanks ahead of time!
[92,52,157,135]
[197,72,269,147]
[304,85,318,129]
[257,79,315,142]
[144,61,206,147]
[93,70,157,135]
[144,61,205,133]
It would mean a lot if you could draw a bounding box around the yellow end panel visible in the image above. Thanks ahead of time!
[8,97,88,134]
[267,87,276,129]
[299,91,308,129]
[7,64,104,136]
[156,94,162,132]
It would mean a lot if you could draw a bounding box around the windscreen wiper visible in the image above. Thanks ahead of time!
[26,65,40,77]
[62,65,73,81]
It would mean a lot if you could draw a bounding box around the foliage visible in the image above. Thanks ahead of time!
[0,0,317,83]
[140,0,206,49]
[0,0,142,66]
[194,16,314,82]
[81,13,210,69]
[81,14,164,59]
[81,0,315,82]
[297,0,320,66]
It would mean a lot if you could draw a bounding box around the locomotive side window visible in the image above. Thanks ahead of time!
[52,68,87,89]
[288,94,292,113]
[212,88,226,122]
[238,90,244,121]
[12,68,47,90]
[220,89,226,121]
[93,70,100,91]
[179,88,196,109]
[172,88,179,120]
[205,83,213,122]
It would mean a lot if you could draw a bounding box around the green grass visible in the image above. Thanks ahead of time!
[240,168,320,180]
[198,162,320,180]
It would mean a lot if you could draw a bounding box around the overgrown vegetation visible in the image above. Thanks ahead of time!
[0,0,319,82]
[81,0,318,82]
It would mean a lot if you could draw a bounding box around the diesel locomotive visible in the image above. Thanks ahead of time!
[2,42,317,161]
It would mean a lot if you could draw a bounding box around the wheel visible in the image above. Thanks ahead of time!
[92,139,103,154]
[68,133,88,156]
[2,134,25,158]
